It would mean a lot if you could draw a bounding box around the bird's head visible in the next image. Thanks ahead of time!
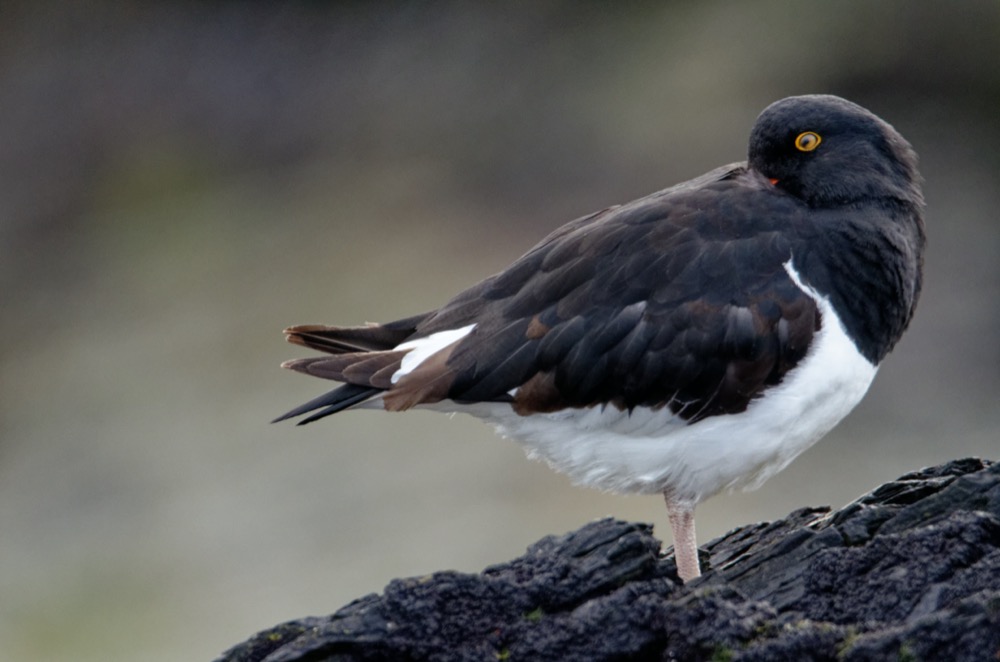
[748,95,923,209]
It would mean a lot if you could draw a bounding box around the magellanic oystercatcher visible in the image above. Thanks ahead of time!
[274,95,925,583]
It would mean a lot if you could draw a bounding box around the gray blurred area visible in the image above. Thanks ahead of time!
[1,2,997,660]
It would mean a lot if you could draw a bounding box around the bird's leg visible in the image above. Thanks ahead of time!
[664,494,700,582]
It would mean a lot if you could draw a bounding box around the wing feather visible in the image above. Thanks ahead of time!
[276,165,823,424]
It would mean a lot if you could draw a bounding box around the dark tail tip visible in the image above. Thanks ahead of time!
[272,383,379,425]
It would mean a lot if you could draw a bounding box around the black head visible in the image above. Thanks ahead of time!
[748,95,923,208]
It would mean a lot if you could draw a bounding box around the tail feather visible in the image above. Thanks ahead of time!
[284,312,429,354]
[271,383,380,425]
[281,350,406,388]
[275,312,433,424]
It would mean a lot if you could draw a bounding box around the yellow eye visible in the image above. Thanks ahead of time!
[794,131,822,152]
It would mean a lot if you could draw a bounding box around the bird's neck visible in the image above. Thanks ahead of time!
[797,200,925,365]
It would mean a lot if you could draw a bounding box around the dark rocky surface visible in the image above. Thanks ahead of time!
[217,458,1000,661]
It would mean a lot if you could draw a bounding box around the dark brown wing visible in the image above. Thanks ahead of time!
[383,169,821,420]
[278,166,822,424]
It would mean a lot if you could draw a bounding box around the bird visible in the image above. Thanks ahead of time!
[273,95,925,583]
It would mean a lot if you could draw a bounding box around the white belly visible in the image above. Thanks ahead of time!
[452,292,877,503]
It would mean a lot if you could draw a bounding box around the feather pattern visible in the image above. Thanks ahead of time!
[276,156,918,423]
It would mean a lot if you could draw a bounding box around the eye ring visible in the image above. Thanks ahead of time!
[794,131,822,152]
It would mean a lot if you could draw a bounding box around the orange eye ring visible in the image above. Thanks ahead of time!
[794,131,822,152]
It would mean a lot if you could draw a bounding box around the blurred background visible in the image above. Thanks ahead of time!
[1,2,997,660]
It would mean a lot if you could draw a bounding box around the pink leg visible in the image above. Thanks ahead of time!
[664,494,701,582]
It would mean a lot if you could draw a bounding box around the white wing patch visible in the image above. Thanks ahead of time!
[391,324,476,384]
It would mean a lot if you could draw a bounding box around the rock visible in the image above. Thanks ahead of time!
[216,459,1000,662]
